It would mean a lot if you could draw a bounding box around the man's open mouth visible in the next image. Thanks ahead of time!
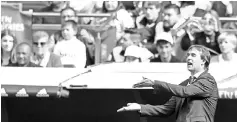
[187,62,193,66]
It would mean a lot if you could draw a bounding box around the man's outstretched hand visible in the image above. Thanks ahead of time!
[117,103,141,112]
[133,77,154,88]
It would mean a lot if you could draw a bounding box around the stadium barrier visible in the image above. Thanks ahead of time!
[1,63,237,122]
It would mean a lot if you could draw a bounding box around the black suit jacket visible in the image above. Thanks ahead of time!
[140,71,219,122]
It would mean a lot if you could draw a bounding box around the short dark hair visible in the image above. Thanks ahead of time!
[187,45,211,70]
[143,1,161,9]
[62,20,78,31]
[60,7,77,16]
[164,4,180,15]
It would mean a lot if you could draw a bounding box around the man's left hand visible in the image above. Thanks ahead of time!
[133,77,154,88]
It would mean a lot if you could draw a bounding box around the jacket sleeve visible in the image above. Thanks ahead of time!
[140,96,176,117]
[153,76,216,98]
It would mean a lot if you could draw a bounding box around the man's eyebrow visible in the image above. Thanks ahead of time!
[187,52,195,55]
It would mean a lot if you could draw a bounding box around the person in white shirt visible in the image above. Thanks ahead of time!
[211,32,237,63]
[54,20,86,68]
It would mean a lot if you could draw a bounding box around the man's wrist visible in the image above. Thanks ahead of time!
[151,80,155,87]
[138,104,142,113]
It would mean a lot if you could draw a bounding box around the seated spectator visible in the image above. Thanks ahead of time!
[33,1,69,24]
[180,11,221,56]
[211,32,237,63]
[135,1,162,54]
[108,31,147,62]
[124,45,142,62]
[155,4,186,42]
[31,31,62,67]
[223,20,237,53]
[53,20,86,68]
[49,7,79,45]
[1,29,17,66]
[124,45,153,62]
[223,19,237,35]
[108,34,132,63]
[150,32,180,63]
[9,42,40,67]
[136,1,161,31]
[49,7,94,67]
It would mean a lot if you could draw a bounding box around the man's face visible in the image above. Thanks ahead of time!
[156,42,173,59]
[104,1,119,11]
[61,24,77,40]
[121,34,138,49]
[1,35,14,52]
[218,38,235,54]
[61,9,77,23]
[16,45,31,66]
[186,48,205,73]
[33,37,48,56]
[163,8,179,28]
[144,5,160,21]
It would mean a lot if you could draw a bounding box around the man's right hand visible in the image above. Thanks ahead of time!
[117,103,141,112]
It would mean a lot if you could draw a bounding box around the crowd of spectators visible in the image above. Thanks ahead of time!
[1,1,237,69]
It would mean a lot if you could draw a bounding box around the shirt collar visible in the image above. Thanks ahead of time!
[192,70,206,78]
[39,52,50,67]
[32,51,50,67]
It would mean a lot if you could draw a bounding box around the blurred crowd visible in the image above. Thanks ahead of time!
[1,1,237,69]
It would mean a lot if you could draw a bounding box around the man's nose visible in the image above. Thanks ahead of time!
[161,48,166,52]
[147,9,151,14]
[163,15,168,20]
[64,18,69,21]
[62,30,67,34]
[18,54,24,58]
[36,44,41,48]
[186,55,193,60]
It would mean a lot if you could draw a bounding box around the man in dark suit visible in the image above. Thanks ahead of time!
[117,45,219,122]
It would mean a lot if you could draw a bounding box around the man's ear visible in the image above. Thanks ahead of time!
[201,59,206,66]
